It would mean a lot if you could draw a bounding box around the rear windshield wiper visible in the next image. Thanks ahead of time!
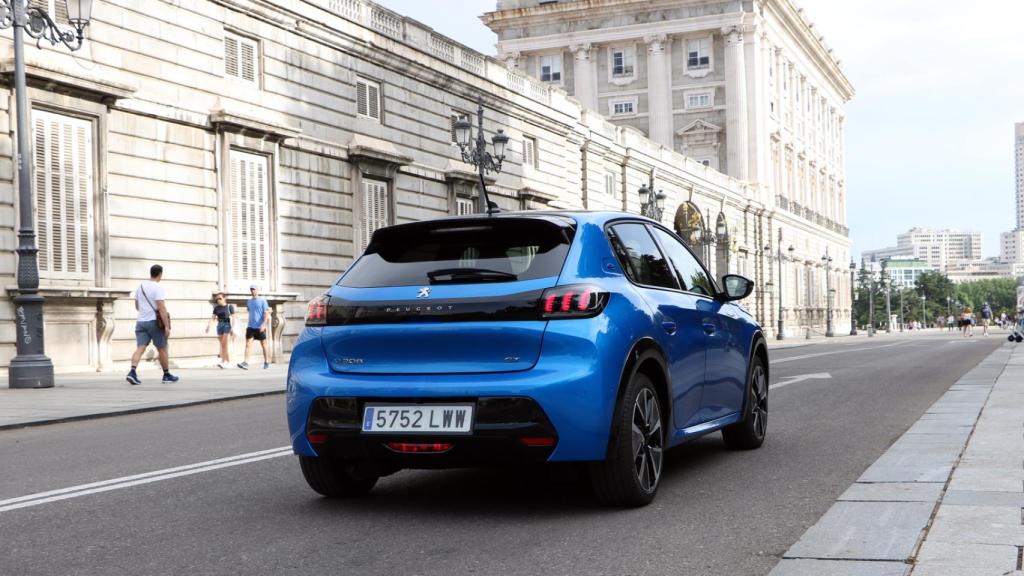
[426,267,518,284]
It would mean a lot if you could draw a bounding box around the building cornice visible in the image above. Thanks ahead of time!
[764,0,854,100]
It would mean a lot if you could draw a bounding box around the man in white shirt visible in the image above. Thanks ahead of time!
[126,264,178,385]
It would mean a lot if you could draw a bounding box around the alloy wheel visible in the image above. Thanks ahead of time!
[750,364,768,439]
[631,388,663,492]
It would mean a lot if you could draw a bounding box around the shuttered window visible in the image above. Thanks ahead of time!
[361,179,389,252]
[32,110,93,280]
[224,32,258,84]
[230,151,270,288]
[29,0,69,25]
[523,136,537,168]
[456,197,474,215]
[356,77,381,121]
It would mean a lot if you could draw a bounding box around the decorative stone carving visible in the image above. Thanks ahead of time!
[643,34,668,53]
[95,300,116,371]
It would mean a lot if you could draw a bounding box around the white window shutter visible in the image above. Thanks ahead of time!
[224,35,239,78]
[32,110,93,281]
[361,179,388,251]
[456,197,473,215]
[368,83,380,119]
[356,79,368,117]
[230,150,270,288]
[240,40,256,83]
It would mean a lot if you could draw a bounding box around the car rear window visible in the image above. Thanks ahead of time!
[340,218,574,288]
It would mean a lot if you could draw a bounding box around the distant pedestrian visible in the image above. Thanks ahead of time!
[205,292,236,369]
[980,303,992,336]
[126,264,178,385]
[961,306,974,337]
[946,314,954,332]
[238,284,271,370]
[1000,312,1008,329]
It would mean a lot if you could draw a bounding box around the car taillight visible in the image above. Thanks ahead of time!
[539,284,608,319]
[305,294,330,326]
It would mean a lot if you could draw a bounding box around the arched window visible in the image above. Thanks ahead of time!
[673,202,704,254]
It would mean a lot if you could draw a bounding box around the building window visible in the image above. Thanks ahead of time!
[32,110,93,280]
[686,92,712,109]
[361,178,389,252]
[609,98,636,117]
[29,0,68,24]
[611,47,634,77]
[229,150,271,288]
[224,31,259,84]
[539,54,561,83]
[523,136,537,168]
[605,171,616,196]
[356,77,382,121]
[686,38,711,69]
[456,197,474,215]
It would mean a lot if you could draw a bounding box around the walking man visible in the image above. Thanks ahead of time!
[981,302,992,336]
[126,264,178,385]
[238,284,271,370]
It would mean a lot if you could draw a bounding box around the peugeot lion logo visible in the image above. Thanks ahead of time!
[417,287,430,299]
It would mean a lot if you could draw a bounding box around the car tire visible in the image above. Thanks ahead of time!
[590,372,664,508]
[722,353,768,450]
[299,456,378,498]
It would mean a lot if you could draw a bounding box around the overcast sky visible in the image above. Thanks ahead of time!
[376,0,1024,259]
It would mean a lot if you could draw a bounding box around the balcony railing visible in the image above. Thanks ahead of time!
[775,195,848,237]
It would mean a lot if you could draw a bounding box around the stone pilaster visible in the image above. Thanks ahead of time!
[570,43,596,111]
[644,34,673,148]
[724,27,749,180]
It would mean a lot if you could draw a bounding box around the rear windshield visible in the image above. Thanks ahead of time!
[339,218,574,288]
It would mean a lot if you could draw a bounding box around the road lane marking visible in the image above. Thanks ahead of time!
[771,372,831,390]
[0,446,292,513]
[772,340,910,364]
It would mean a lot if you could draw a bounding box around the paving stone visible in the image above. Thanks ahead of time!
[904,420,973,435]
[784,501,934,561]
[858,464,953,483]
[912,540,1019,575]
[948,467,1024,492]
[925,505,1024,546]
[768,558,909,576]
[838,482,944,503]
[942,490,1024,507]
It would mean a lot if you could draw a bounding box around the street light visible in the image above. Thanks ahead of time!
[777,244,794,340]
[868,265,875,337]
[3,0,93,389]
[637,184,666,221]
[821,248,833,337]
[881,269,892,333]
[454,100,509,215]
[921,293,927,329]
[849,260,857,335]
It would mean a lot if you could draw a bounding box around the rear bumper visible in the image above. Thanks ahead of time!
[286,317,634,462]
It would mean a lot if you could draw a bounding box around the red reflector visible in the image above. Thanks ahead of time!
[519,436,556,447]
[577,290,591,311]
[543,294,558,313]
[307,433,328,444]
[385,442,453,453]
[560,291,575,312]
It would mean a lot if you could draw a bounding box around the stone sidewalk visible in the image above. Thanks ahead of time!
[0,364,287,430]
[769,341,1023,576]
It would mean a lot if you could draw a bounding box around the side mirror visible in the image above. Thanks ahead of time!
[720,274,753,302]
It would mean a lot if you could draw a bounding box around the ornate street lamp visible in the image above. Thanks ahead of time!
[638,184,666,221]
[2,0,94,389]
[454,99,508,215]
[777,244,794,340]
[867,263,875,337]
[849,260,857,335]
[822,248,834,337]
[881,269,892,333]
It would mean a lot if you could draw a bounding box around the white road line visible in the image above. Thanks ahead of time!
[772,340,910,364]
[0,446,292,513]
[771,372,831,390]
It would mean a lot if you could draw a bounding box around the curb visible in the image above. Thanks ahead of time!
[0,389,286,432]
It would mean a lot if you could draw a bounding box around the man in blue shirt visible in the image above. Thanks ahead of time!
[238,284,271,370]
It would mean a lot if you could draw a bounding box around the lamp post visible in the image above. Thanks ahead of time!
[637,184,666,221]
[921,293,927,329]
[821,248,833,337]
[777,244,794,340]
[899,289,905,332]
[849,260,857,335]
[3,0,93,389]
[882,270,892,333]
[867,264,875,337]
[454,100,509,215]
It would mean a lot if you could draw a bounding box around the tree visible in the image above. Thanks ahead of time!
[955,278,1017,316]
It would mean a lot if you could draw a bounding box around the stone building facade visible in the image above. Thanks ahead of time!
[0,0,851,373]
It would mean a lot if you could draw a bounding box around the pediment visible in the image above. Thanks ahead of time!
[675,119,722,136]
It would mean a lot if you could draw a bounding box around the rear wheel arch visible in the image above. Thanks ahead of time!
[744,331,769,412]
[608,338,671,454]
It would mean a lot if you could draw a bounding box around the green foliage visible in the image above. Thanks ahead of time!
[953,278,1017,315]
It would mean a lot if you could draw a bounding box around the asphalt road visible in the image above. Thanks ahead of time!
[0,331,1006,576]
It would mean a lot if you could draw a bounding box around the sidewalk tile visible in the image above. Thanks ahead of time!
[769,559,908,576]
[784,501,934,561]
[925,505,1024,546]
[912,541,1018,575]
[942,490,1024,507]
[948,467,1024,492]
[839,483,944,503]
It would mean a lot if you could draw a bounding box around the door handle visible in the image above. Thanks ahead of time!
[662,321,677,335]
[702,323,716,336]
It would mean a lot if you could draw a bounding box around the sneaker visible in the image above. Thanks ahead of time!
[263,362,270,369]
[218,362,229,369]
[162,373,179,383]
[126,370,141,386]
[237,362,249,370]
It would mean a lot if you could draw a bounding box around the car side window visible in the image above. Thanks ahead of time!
[651,227,715,297]
[607,223,678,289]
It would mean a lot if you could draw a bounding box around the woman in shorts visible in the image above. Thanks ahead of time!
[205,293,236,368]
[961,306,974,337]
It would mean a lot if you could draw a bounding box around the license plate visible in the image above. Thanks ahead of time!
[361,404,474,434]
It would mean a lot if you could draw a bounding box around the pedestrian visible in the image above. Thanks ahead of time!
[238,284,271,370]
[946,314,954,332]
[126,264,178,385]
[205,292,236,369]
[980,303,992,336]
[961,306,974,337]
[1000,312,1008,329]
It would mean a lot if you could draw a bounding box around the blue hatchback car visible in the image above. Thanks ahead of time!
[287,211,768,506]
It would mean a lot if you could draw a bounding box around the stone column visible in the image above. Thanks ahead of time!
[570,43,597,111]
[724,27,749,180]
[644,34,673,148]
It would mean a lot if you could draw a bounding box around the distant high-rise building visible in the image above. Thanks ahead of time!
[1016,122,1024,229]
[863,228,982,272]
[998,122,1024,265]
